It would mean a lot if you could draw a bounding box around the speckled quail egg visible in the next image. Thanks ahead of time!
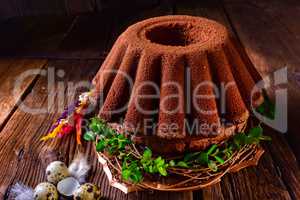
[34,182,58,200]
[73,183,101,200]
[46,161,70,184]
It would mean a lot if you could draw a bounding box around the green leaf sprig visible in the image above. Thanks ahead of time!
[84,117,131,154]
[175,144,225,172]
[84,117,271,183]
[256,90,275,119]
[141,148,168,176]
[122,156,143,183]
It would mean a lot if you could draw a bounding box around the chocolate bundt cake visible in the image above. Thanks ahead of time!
[92,15,263,154]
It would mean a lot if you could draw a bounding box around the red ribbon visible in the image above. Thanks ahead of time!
[74,113,83,145]
[57,124,74,138]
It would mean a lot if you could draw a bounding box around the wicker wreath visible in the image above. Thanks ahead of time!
[95,138,264,193]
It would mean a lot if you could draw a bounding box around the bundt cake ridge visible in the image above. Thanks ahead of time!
[93,15,263,153]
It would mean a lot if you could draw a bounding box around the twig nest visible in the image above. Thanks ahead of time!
[57,177,80,197]
[46,161,70,184]
[34,182,58,200]
[73,183,101,200]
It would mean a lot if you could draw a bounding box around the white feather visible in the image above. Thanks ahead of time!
[68,154,90,184]
[10,183,34,200]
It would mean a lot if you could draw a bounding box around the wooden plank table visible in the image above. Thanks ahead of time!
[0,0,300,199]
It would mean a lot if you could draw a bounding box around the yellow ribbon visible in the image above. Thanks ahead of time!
[41,119,67,141]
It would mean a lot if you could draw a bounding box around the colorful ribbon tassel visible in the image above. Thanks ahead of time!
[41,91,92,144]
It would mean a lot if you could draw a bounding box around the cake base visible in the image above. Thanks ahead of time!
[96,145,264,193]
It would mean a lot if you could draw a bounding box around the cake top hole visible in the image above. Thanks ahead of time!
[145,23,205,47]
